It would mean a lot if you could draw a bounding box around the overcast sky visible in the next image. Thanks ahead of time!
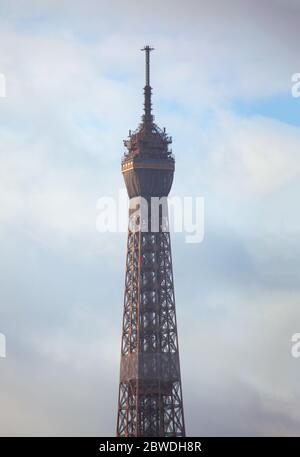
[0,0,300,436]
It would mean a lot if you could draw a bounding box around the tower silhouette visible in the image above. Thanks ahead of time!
[116,46,185,437]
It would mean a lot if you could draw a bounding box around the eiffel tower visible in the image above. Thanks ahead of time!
[116,46,185,437]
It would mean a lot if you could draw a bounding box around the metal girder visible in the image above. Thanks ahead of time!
[116,228,185,437]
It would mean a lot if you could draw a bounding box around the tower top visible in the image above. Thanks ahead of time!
[122,46,173,162]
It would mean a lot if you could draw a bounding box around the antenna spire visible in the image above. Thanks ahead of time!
[141,45,154,124]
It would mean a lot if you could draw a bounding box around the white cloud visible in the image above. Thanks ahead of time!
[181,290,300,436]
[204,112,300,197]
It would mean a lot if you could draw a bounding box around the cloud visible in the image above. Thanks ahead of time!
[203,111,300,197]
[180,288,300,436]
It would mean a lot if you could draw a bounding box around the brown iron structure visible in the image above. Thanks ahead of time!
[116,46,185,437]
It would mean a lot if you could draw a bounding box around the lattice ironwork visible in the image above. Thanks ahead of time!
[116,228,185,437]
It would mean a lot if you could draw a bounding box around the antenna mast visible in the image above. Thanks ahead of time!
[141,45,154,124]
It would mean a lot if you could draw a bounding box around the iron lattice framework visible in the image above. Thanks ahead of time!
[116,46,185,437]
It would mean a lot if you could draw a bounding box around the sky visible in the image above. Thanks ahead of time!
[0,0,300,436]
